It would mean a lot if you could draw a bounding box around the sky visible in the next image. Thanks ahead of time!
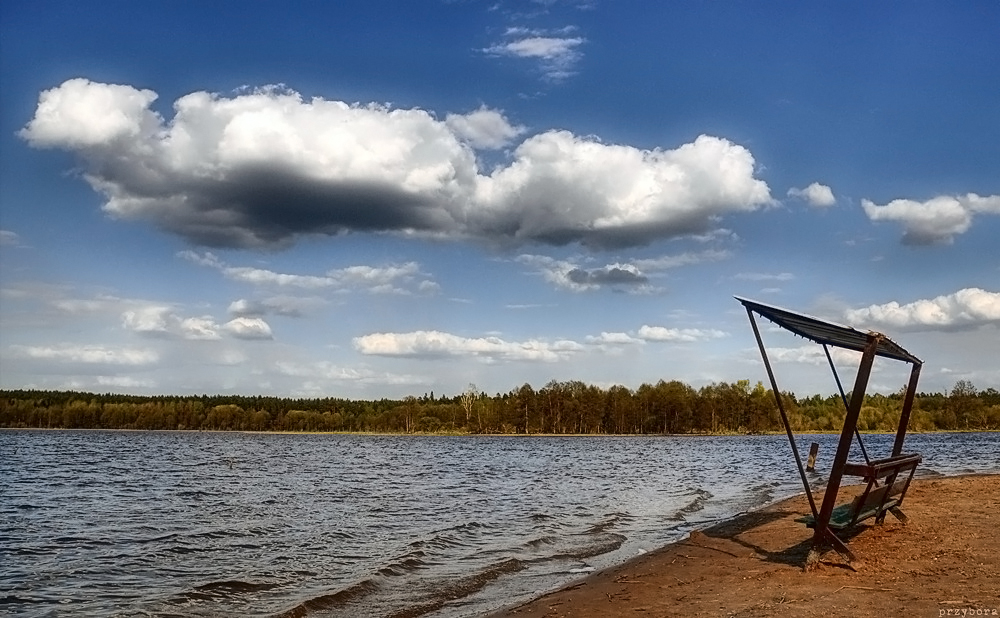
[1,1,998,400]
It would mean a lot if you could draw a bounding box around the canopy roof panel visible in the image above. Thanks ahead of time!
[735,296,922,365]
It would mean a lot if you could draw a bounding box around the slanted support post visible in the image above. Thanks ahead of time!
[746,307,817,519]
[807,333,881,569]
[893,362,922,457]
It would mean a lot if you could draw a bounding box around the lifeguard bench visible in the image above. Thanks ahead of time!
[736,297,923,569]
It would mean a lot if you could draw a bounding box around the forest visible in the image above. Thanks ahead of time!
[2,378,999,434]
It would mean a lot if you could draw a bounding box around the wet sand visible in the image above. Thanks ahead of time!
[492,475,999,617]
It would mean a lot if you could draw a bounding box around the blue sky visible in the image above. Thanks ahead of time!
[1,0,998,399]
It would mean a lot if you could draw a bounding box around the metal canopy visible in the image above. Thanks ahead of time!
[735,296,922,366]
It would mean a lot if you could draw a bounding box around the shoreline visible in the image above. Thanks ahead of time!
[4,426,998,437]
[490,474,1000,617]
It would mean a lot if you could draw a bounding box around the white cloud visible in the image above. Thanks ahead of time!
[0,230,21,246]
[96,375,157,388]
[247,296,327,317]
[845,288,1000,331]
[637,326,728,342]
[228,298,265,317]
[180,317,223,340]
[516,255,651,292]
[767,345,861,366]
[222,266,337,289]
[861,193,1000,245]
[24,79,773,251]
[445,106,525,150]
[9,344,159,365]
[787,182,835,207]
[121,306,174,335]
[19,78,160,148]
[353,330,584,362]
[483,28,586,81]
[518,249,730,293]
[121,305,222,340]
[734,272,794,282]
[275,360,424,386]
[586,331,644,345]
[223,317,274,340]
[631,249,730,271]
[182,251,434,295]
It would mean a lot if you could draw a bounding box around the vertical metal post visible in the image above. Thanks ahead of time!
[892,363,922,457]
[810,333,880,559]
[746,307,817,517]
[824,344,871,465]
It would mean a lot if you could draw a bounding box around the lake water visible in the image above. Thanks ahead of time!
[2,430,998,617]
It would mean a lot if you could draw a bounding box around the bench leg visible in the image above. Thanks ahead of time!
[805,527,860,572]
[887,506,908,525]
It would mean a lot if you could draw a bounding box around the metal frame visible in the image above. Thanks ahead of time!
[736,297,923,569]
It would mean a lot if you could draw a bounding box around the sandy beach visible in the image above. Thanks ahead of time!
[492,474,999,617]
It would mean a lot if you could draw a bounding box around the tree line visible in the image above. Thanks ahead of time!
[1,379,998,434]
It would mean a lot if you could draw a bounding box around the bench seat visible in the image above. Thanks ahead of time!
[797,452,921,531]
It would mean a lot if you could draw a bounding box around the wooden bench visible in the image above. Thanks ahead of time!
[797,452,922,530]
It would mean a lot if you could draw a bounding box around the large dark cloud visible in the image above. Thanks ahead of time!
[21,79,774,250]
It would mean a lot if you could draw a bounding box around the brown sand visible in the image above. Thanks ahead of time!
[492,475,999,617]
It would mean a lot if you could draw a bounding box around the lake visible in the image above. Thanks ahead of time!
[1,430,997,617]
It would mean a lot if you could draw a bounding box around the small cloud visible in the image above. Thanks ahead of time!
[96,375,157,389]
[637,326,728,342]
[121,305,221,340]
[445,106,525,150]
[9,344,159,365]
[276,360,424,387]
[517,255,653,293]
[518,249,730,293]
[845,288,1000,331]
[483,28,586,81]
[586,331,644,345]
[353,330,583,362]
[862,193,1000,245]
[787,182,835,207]
[121,306,176,336]
[183,251,434,295]
[768,345,861,366]
[180,317,222,340]
[734,272,794,282]
[223,317,274,340]
[0,230,21,246]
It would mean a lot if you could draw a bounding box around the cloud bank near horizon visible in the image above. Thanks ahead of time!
[20,78,774,252]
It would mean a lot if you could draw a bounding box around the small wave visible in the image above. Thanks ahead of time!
[194,580,281,593]
[668,488,713,520]
[409,533,468,551]
[549,532,626,561]
[429,520,492,535]
[377,551,429,577]
[275,579,380,618]
[525,535,558,548]
[385,558,525,618]
[585,512,634,534]
[135,532,180,544]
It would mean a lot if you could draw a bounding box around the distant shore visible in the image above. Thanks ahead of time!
[3,426,998,437]
[491,474,1000,617]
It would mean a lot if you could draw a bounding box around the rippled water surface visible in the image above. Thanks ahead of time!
[2,431,998,617]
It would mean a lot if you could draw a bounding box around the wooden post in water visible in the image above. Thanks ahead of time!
[806,442,819,472]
